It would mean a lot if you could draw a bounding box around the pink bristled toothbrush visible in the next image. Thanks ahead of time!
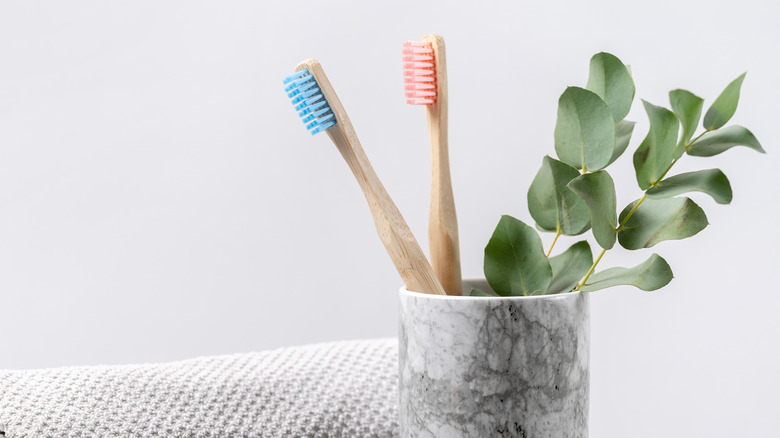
[403,34,462,296]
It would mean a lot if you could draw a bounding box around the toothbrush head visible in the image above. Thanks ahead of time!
[403,40,437,105]
[283,68,336,135]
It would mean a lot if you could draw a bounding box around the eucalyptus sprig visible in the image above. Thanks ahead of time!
[477,53,764,297]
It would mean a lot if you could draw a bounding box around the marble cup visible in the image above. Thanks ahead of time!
[398,279,589,438]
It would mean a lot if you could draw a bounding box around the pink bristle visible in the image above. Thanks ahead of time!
[402,41,436,105]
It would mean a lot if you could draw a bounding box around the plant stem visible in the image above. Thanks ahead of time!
[546,227,562,257]
[575,248,606,290]
[686,130,711,151]
[617,193,647,231]
[572,129,712,291]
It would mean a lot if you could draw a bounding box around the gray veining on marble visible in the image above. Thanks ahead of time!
[399,280,589,438]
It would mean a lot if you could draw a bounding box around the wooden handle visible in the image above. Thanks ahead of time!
[422,34,462,296]
[296,59,446,296]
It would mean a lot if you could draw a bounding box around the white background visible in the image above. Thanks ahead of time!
[1,1,778,436]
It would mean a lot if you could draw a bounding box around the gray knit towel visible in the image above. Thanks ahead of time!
[0,338,399,438]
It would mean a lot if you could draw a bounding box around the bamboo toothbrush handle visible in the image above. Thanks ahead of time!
[327,130,445,295]
[423,34,462,296]
[297,60,446,296]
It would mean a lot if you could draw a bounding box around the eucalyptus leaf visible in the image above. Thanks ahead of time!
[670,89,704,150]
[534,222,551,233]
[618,197,708,250]
[586,52,635,121]
[559,190,592,236]
[607,120,636,166]
[687,125,765,156]
[646,169,732,204]
[528,161,558,233]
[527,156,591,235]
[484,215,552,296]
[580,254,673,292]
[633,100,680,190]
[703,73,746,130]
[478,52,761,296]
[567,171,618,249]
[548,241,593,294]
[554,86,616,172]
[469,288,499,297]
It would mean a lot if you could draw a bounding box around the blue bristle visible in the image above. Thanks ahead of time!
[283,69,336,135]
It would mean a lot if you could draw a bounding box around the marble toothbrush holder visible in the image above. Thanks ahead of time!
[398,279,590,438]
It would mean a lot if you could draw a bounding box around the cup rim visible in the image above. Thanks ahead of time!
[400,278,584,301]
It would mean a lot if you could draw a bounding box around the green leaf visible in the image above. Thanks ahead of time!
[527,156,591,235]
[580,254,673,292]
[618,197,708,250]
[669,89,704,150]
[484,215,553,296]
[606,120,636,166]
[633,100,680,190]
[646,169,732,204]
[554,86,616,172]
[567,171,618,249]
[548,241,593,294]
[703,72,746,130]
[586,52,635,121]
[687,125,765,156]
[469,288,499,297]
[559,190,591,236]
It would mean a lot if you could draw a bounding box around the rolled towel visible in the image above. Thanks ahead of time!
[0,338,399,438]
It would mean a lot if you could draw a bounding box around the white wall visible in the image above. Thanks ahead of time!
[1,1,778,436]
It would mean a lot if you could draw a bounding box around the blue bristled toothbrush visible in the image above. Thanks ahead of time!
[283,59,445,295]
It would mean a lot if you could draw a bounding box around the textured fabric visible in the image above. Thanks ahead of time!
[0,339,400,438]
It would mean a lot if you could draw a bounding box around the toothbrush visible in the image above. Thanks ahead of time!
[283,59,446,296]
[403,34,462,296]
